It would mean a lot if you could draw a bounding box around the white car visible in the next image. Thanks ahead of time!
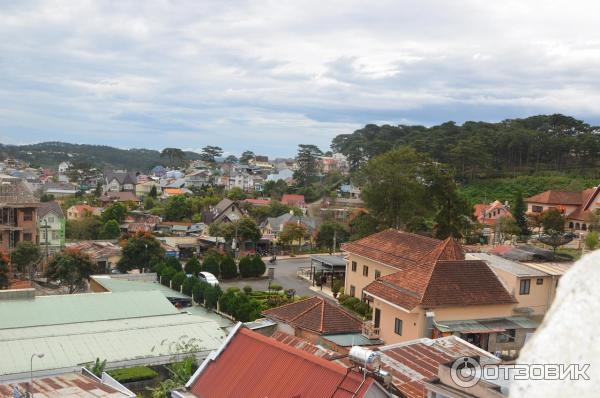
[198,271,219,286]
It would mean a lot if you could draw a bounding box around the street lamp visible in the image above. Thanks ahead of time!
[29,353,44,396]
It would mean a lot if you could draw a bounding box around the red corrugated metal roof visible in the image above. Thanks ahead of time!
[189,328,374,398]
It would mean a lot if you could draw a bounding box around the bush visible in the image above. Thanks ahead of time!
[184,257,202,276]
[192,281,210,304]
[165,257,183,272]
[107,366,158,383]
[182,276,198,296]
[218,288,263,322]
[220,255,238,279]
[152,261,166,275]
[243,285,253,294]
[171,271,186,291]
[160,267,176,286]
[332,280,343,295]
[338,295,371,319]
[202,254,220,277]
[204,285,223,309]
[585,231,599,250]
[269,283,282,292]
[251,255,266,277]
[238,256,253,278]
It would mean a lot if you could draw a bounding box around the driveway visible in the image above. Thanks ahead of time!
[219,257,318,297]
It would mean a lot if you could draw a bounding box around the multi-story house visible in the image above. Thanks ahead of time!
[342,229,536,357]
[104,170,138,192]
[473,200,512,226]
[37,201,65,256]
[0,175,39,252]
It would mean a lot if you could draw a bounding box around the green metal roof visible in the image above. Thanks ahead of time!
[0,291,178,330]
[0,312,227,379]
[92,276,189,299]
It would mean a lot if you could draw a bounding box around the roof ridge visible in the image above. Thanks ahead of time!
[319,299,325,333]
[263,296,319,315]
[290,298,323,323]
[322,299,364,323]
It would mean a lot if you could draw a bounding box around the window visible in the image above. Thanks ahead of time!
[536,278,544,285]
[394,318,403,335]
[374,308,381,328]
[519,279,531,295]
[351,261,357,272]
[23,210,33,221]
[496,329,516,343]
[350,285,356,297]
[374,270,381,279]
[48,216,55,223]
[23,233,32,242]
[52,231,60,240]
[362,265,369,277]
[532,205,543,213]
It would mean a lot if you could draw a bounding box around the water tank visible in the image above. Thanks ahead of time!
[349,346,381,370]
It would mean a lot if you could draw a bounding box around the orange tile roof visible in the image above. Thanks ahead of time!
[263,296,363,335]
[189,327,375,398]
[526,190,585,205]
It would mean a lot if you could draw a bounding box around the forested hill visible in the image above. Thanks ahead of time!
[331,114,600,179]
[0,142,201,171]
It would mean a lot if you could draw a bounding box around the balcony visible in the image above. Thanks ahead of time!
[362,320,380,339]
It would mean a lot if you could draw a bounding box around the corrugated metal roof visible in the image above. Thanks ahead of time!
[434,316,540,333]
[0,313,226,379]
[91,276,189,299]
[522,261,573,276]
[468,253,548,277]
[324,333,384,347]
[0,291,178,330]
[311,255,347,267]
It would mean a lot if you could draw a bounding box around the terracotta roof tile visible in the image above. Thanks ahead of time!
[262,297,363,335]
[526,190,585,205]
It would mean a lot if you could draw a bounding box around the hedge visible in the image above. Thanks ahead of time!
[107,366,158,383]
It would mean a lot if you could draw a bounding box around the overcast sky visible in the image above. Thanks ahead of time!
[1,0,599,157]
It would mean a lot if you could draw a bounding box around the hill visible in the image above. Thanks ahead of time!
[0,142,201,171]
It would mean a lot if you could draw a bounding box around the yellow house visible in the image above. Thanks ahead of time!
[342,229,537,357]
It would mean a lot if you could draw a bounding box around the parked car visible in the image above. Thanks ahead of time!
[198,271,219,286]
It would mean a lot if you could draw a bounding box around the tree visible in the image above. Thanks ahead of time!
[294,144,322,188]
[94,182,103,197]
[144,197,155,210]
[117,233,165,273]
[240,150,255,164]
[165,257,183,272]
[204,285,223,309]
[512,191,530,236]
[0,254,9,289]
[224,155,238,163]
[46,250,95,293]
[200,146,223,163]
[227,187,246,201]
[160,148,185,166]
[428,168,471,239]
[220,255,238,279]
[66,217,103,240]
[539,208,565,234]
[160,267,176,286]
[149,185,158,198]
[164,195,192,221]
[40,193,55,202]
[251,255,266,277]
[495,216,521,243]
[236,217,262,243]
[238,255,254,278]
[192,280,210,303]
[184,257,202,276]
[585,231,599,250]
[101,202,127,224]
[279,222,308,252]
[316,221,349,253]
[182,275,198,296]
[101,220,121,239]
[11,241,41,279]
[349,211,378,240]
[171,271,186,291]
[202,253,220,276]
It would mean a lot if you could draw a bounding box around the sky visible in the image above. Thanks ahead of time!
[1,0,600,157]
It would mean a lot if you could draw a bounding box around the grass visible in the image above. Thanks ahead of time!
[556,248,583,261]
[107,366,159,383]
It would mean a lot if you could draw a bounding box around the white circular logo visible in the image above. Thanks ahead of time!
[450,357,481,388]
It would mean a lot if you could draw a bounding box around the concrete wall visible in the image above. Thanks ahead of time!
[492,267,557,316]
[344,253,399,299]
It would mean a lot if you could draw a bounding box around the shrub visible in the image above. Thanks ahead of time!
[218,288,263,322]
[204,285,223,309]
[585,231,599,250]
[202,254,220,277]
[192,281,210,304]
[238,255,253,278]
[152,261,165,275]
[269,283,282,292]
[160,267,176,286]
[184,257,202,276]
[220,255,238,279]
[182,276,198,296]
[332,280,343,295]
[107,366,158,383]
[251,255,266,277]
[171,271,186,291]
[243,285,253,294]
[165,257,183,272]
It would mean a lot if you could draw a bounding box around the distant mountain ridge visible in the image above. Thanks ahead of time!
[0,141,201,171]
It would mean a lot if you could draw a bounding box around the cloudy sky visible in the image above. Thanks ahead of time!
[1,0,599,156]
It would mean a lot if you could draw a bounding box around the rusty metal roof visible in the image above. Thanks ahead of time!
[0,372,132,397]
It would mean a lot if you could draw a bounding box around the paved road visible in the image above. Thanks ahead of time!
[220,257,317,297]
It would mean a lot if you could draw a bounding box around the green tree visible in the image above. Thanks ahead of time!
[101,202,127,224]
[144,197,155,210]
[236,217,262,243]
[219,255,238,279]
[160,267,176,286]
[46,250,95,293]
[316,221,349,253]
[224,155,238,163]
[279,223,308,252]
[85,358,107,378]
[117,233,165,273]
[66,217,103,240]
[171,271,186,291]
[160,148,185,166]
[101,220,121,239]
[164,195,192,221]
[11,241,41,279]
[204,285,223,309]
[182,275,198,296]
[512,191,529,236]
[429,168,471,239]
[0,254,9,289]
[496,216,521,243]
[238,255,254,278]
[251,255,266,277]
[239,150,255,164]
[202,253,220,276]
[539,208,565,234]
[192,280,210,303]
[149,185,158,198]
[184,257,202,276]
[40,193,55,202]
[294,144,322,188]
[200,146,223,163]
[227,187,246,201]
[349,212,378,240]
[94,182,103,197]
[585,231,599,250]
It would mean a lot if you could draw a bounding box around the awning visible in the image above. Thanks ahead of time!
[434,317,540,334]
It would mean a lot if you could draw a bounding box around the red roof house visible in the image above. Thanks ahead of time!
[182,325,389,398]
[281,193,306,207]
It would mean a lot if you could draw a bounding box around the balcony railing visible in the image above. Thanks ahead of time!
[362,320,380,339]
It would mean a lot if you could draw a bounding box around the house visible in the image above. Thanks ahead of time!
[57,161,71,174]
[342,230,535,356]
[43,182,78,197]
[260,213,318,238]
[243,198,272,206]
[37,201,65,255]
[161,187,192,199]
[526,186,600,232]
[99,191,141,207]
[176,323,391,398]
[339,183,362,199]
[202,198,245,224]
[0,175,39,253]
[266,168,294,183]
[151,165,167,177]
[104,170,138,192]
[66,240,122,272]
[281,193,305,208]
[136,180,161,199]
[473,200,512,226]
[185,170,211,188]
[66,204,101,220]
[262,297,382,352]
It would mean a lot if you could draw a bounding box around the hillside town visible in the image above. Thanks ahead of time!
[0,139,598,398]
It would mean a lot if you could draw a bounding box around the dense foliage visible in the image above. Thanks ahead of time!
[46,250,95,293]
